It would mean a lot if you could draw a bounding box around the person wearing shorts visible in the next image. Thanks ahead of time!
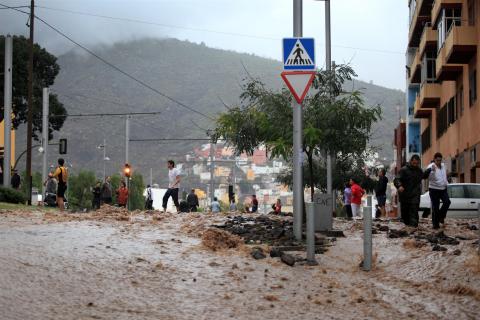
[52,158,68,211]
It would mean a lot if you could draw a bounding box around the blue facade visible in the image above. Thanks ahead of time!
[407,86,419,117]
[408,122,421,154]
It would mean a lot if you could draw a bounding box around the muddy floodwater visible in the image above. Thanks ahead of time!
[0,208,479,320]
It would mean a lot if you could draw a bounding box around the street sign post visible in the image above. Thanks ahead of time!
[282,20,316,240]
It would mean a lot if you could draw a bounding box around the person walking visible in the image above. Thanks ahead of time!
[52,158,68,211]
[145,184,153,210]
[350,178,364,218]
[186,189,199,212]
[251,194,258,213]
[101,176,113,205]
[116,180,128,208]
[426,152,451,229]
[92,181,102,210]
[394,154,431,227]
[211,197,221,213]
[343,182,353,220]
[375,168,389,218]
[11,170,21,190]
[162,160,180,213]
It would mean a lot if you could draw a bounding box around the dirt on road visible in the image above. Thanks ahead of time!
[0,207,478,320]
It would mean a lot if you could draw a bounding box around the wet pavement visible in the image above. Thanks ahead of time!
[0,208,479,320]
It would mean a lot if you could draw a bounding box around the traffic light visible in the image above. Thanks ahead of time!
[59,138,67,155]
[124,163,132,178]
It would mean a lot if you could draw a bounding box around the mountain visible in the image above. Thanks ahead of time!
[21,38,404,183]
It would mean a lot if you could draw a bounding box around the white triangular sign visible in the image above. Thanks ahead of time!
[285,39,313,67]
[281,71,315,104]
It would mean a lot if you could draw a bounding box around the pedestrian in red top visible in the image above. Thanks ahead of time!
[116,180,129,208]
[350,178,364,218]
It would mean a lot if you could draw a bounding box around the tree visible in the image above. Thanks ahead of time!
[212,64,381,201]
[128,173,145,210]
[20,171,42,196]
[0,36,67,140]
[68,170,96,209]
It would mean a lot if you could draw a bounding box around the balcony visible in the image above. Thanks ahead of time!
[419,24,437,57]
[436,43,463,81]
[409,49,422,84]
[432,0,463,26]
[414,95,433,118]
[444,25,477,63]
[409,0,434,47]
[419,82,442,108]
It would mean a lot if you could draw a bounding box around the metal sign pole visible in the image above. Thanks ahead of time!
[41,88,49,196]
[363,195,373,271]
[3,35,13,187]
[292,0,304,241]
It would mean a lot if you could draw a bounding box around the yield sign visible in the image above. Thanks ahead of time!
[281,71,315,104]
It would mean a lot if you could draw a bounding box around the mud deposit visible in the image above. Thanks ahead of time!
[0,209,479,320]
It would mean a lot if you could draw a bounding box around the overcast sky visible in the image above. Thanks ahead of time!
[1,0,408,90]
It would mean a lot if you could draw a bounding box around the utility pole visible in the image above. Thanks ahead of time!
[3,35,13,187]
[150,167,153,186]
[209,143,215,204]
[325,0,333,200]
[26,0,35,204]
[125,116,130,164]
[292,0,304,241]
[41,88,49,196]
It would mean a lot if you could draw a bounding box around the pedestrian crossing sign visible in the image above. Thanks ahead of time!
[283,38,315,70]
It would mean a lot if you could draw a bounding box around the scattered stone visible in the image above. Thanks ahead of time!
[269,248,283,258]
[432,245,447,252]
[251,247,266,260]
[452,249,462,256]
[378,225,389,232]
[87,302,94,307]
[469,224,478,231]
[280,253,296,267]
[388,229,409,238]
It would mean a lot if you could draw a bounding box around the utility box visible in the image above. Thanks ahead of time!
[313,193,333,231]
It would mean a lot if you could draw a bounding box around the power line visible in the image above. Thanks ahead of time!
[52,91,147,110]
[0,3,216,121]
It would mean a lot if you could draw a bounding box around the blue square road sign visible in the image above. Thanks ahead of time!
[283,38,315,70]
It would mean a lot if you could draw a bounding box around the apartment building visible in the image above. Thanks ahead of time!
[408,0,479,182]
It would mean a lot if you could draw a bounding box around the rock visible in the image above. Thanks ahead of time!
[469,224,478,231]
[452,249,461,256]
[378,225,389,232]
[432,245,447,252]
[251,247,266,260]
[280,253,296,266]
[388,229,409,238]
[269,248,283,258]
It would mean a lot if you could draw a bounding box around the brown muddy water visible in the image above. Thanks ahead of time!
[0,208,479,320]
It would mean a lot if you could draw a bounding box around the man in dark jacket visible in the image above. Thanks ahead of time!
[394,154,431,227]
[375,169,388,218]
[186,189,199,212]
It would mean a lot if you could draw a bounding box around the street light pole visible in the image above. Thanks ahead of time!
[103,138,106,181]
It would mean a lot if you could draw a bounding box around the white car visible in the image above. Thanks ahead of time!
[419,183,480,218]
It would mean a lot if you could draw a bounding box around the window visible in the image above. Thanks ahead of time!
[421,51,437,84]
[457,85,464,118]
[451,158,457,173]
[447,185,465,198]
[447,96,457,125]
[421,125,431,154]
[409,0,417,23]
[469,69,477,106]
[468,0,476,26]
[436,103,448,138]
[466,185,480,198]
[437,8,462,51]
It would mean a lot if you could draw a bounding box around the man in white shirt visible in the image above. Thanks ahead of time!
[427,152,451,229]
[162,160,181,213]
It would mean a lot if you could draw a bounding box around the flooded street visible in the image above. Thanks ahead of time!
[0,208,479,320]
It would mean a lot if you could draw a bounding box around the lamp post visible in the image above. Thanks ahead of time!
[97,139,109,181]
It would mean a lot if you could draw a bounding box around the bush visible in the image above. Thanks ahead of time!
[0,187,27,204]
